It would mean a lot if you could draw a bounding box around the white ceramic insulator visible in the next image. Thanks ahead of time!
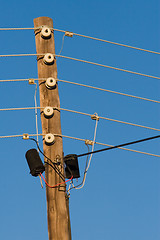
[45,133,55,145]
[45,77,56,89]
[44,107,54,118]
[41,26,51,39]
[43,53,54,65]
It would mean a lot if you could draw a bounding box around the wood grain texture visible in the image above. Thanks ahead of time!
[34,17,71,240]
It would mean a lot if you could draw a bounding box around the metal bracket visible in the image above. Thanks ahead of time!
[85,139,94,146]
[28,78,35,84]
[55,155,61,165]
[91,114,100,121]
[65,31,73,37]
[23,133,29,140]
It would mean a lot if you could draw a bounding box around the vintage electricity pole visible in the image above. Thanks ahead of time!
[34,17,71,240]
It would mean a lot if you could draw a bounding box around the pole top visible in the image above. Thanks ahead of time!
[34,17,53,28]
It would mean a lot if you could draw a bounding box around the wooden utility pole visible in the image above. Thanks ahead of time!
[34,17,71,240]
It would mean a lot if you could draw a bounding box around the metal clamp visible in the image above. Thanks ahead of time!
[85,139,94,146]
[23,133,29,140]
[65,31,73,37]
[55,155,61,165]
[91,114,100,121]
[28,78,35,84]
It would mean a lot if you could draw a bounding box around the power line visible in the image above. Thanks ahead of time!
[56,54,160,80]
[34,82,39,146]
[57,79,160,104]
[0,27,159,55]
[0,27,35,30]
[1,77,160,104]
[0,53,159,80]
[95,141,160,158]
[0,106,159,132]
[0,133,159,158]
[74,114,99,190]
[0,78,46,82]
[59,135,160,158]
[0,107,40,111]
[77,135,160,158]
[0,133,43,139]
[0,53,38,57]
[60,108,160,132]
[0,78,29,82]
[99,115,160,132]
[56,34,65,59]
[53,28,160,55]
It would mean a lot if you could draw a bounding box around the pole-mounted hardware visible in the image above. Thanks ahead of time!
[44,106,54,118]
[65,31,73,37]
[44,133,55,145]
[45,77,57,89]
[64,154,80,179]
[85,139,94,145]
[41,26,52,39]
[28,78,35,84]
[25,148,45,177]
[91,113,99,121]
[23,133,29,140]
[43,53,55,65]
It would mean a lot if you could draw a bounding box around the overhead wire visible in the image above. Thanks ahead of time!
[0,27,159,187]
[0,106,159,132]
[0,133,43,138]
[40,173,73,188]
[68,145,90,192]
[0,133,159,158]
[95,141,160,158]
[34,82,39,147]
[0,78,30,82]
[1,77,160,104]
[99,116,160,132]
[0,53,159,80]
[0,27,159,55]
[0,107,40,111]
[57,79,160,104]
[60,108,160,132]
[72,114,99,190]
[53,28,160,55]
[0,53,38,57]
[86,117,98,171]
[61,134,160,158]
[77,134,160,158]
[56,54,160,80]
[0,27,35,30]
[56,34,66,60]
[0,28,158,155]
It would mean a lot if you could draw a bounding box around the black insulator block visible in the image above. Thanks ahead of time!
[64,154,80,179]
[25,149,45,177]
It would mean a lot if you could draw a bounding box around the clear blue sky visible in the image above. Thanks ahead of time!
[0,1,160,239]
